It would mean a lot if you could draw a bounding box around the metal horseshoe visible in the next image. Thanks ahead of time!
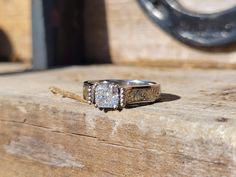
[138,0,236,47]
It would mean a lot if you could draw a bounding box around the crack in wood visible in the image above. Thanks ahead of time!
[1,118,235,174]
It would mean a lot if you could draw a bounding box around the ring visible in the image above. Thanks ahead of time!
[83,80,161,110]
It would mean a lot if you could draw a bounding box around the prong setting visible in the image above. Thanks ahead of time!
[110,83,115,89]
[93,82,98,88]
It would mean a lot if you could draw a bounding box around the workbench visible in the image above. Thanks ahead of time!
[0,64,235,176]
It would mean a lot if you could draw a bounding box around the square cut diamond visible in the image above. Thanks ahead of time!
[95,82,119,108]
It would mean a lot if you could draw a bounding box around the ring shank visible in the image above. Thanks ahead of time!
[84,80,157,87]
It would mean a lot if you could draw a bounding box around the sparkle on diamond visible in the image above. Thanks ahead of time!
[95,82,119,108]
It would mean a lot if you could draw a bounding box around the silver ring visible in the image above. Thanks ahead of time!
[83,80,161,110]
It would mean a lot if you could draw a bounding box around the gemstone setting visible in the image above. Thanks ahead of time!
[94,82,120,109]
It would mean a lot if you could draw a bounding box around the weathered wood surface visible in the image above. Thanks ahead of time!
[0,63,30,74]
[0,0,31,62]
[0,65,235,176]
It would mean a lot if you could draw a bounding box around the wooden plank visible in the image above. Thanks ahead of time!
[0,0,31,62]
[87,0,236,68]
[0,65,235,176]
[0,63,30,74]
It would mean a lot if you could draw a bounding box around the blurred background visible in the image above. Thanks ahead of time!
[1,0,236,70]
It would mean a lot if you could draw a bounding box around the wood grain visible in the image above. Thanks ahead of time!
[0,65,235,176]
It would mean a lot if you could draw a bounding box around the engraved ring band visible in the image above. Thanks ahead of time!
[83,80,161,110]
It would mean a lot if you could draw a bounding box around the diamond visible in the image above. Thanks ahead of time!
[95,82,119,108]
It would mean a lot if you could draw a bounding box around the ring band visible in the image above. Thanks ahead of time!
[83,80,161,110]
